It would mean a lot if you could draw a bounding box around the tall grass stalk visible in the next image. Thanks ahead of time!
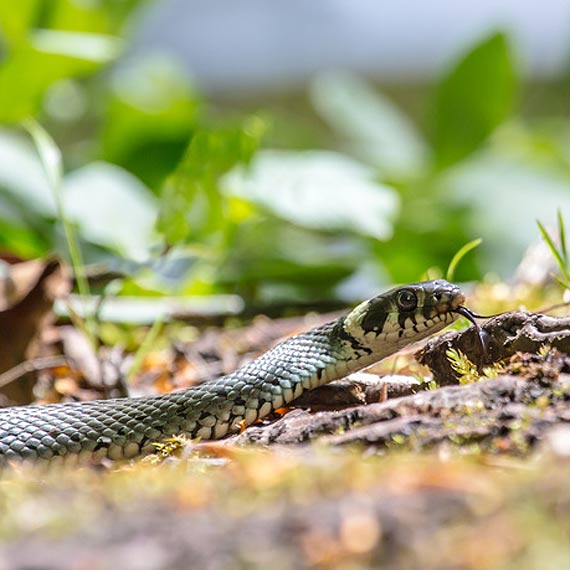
[126,318,164,383]
[446,238,482,282]
[23,119,98,346]
[537,209,570,290]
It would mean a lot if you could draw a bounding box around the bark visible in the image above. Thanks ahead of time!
[417,311,570,384]
[233,373,570,448]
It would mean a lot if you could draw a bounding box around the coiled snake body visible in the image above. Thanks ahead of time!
[0,280,466,465]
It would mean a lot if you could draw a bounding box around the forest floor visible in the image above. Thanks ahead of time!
[2,279,570,569]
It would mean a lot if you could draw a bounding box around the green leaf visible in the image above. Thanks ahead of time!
[0,0,39,45]
[32,30,122,62]
[63,162,159,261]
[310,72,428,179]
[432,32,516,168]
[222,150,399,240]
[157,117,267,245]
[0,128,56,215]
[102,54,199,188]
[47,0,144,36]
[215,217,359,299]
[0,31,121,123]
[0,218,47,257]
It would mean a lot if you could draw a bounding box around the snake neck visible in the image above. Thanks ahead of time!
[162,318,378,440]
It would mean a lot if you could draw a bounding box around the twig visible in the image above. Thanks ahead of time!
[0,356,70,389]
[536,300,570,314]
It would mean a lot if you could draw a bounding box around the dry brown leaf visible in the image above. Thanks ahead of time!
[0,258,70,404]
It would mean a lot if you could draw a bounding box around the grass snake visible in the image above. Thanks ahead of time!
[0,280,475,465]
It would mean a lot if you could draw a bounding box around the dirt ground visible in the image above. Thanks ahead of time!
[2,311,570,569]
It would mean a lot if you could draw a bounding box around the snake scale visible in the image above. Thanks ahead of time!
[0,280,470,465]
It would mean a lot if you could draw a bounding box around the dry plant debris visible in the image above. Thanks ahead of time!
[0,258,69,405]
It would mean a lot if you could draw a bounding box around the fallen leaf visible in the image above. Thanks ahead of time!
[0,258,70,404]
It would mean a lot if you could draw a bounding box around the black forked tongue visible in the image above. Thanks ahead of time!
[452,306,502,361]
[453,307,503,320]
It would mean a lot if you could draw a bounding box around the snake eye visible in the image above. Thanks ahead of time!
[396,289,417,311]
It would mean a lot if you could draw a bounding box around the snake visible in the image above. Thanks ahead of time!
[0,279,480,465]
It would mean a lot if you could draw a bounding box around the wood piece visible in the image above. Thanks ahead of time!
[233,373,570,448]
[290,373,423,410]
[417,312,570,384]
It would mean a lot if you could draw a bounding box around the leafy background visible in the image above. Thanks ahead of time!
[0,1,568,311]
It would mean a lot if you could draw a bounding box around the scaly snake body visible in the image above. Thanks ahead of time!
[0,280,466,465]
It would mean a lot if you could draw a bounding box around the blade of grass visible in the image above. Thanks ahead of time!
[557,209,567,265]
[552,274,570,291]
[446,238,482,281]
[537,220,570,282]
[126,318,164,383]
[23,119,98,347]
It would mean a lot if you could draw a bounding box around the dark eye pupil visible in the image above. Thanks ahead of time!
[397,290,417,310]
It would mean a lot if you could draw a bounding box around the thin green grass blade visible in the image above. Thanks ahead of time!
[537,220,569,281]
[126,318,164,382]
[22,119,62,189]
[23,119,97,346]
[552,274,570,291]
[557,209,567,265]
[446,238,482,281]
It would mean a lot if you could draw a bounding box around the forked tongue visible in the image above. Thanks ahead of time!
[452,306,502,361]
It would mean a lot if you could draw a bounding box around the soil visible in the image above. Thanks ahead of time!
[3,311,570,569]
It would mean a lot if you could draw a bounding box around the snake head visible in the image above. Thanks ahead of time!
[341,280,466,356]
[412,279,466,320]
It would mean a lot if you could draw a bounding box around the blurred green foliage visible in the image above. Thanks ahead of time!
[432,33,516,168]
[0,3,568,309]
